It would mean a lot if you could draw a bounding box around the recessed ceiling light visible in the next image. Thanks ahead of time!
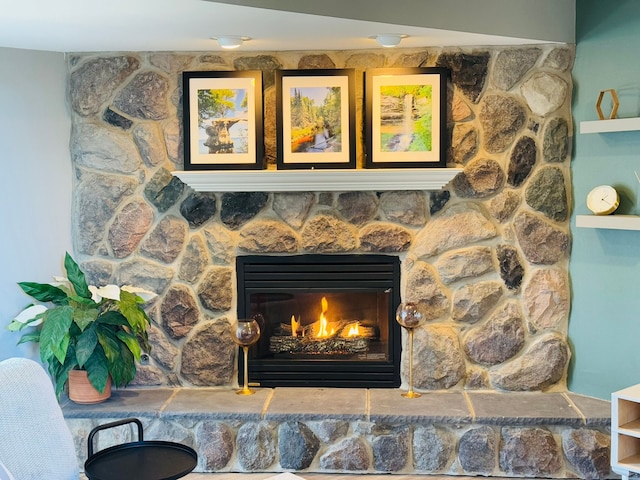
[211,36,251,49]
[371,34,408,48]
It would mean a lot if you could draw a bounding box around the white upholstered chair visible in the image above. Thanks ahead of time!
[0,357,79,480]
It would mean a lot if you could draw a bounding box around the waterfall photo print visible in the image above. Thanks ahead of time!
[276,69,356,169]
[365,68,448,168]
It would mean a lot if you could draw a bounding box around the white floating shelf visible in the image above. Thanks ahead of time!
[580,117,640,134]
[576,214,640,231]
[172,168,462,192]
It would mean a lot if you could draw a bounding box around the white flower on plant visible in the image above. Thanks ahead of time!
[88,284,122,303]
[89,284,157,303]
[121,285,157,301]
[13,304,47,326]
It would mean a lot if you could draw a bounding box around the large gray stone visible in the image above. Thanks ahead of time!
[220,192,268,230]
[459,426,496,474]
[452,158,505,198]
[435,246,493,284]
[379,191,427,226]
[337,192,378,225]
[464,302,525,366]
[372,427,408,472]
[436,51,490,103]
[359,223,412,252]
[507,135,538,187]
[160,284,200,339]
[412,203,497,259]
[180,192,217,228]
[197,267,233,313]
[543,117,570,163]
[112,70,170,120]
[181,321,235,386]
[525,166,568,222]
[523,268,570,331]
[500,427,562,476]
[514,212,570,265]
[412,325,466,390]
[413,425,454,472]
[492,48,541,91]
[452,281,504,324]
[480,95,526,153]
[236,422,277,471]
[278,422,320,470]
[140,215,188,264]
[273,192,315,229]
[69,56,140,116]
[449,123,478,165]
[144,168,185,213]
[108,200,154,259]
[196,422,234,470]
[71,122,141,173]
[116,258,174,295]
[132,123,167,167]
[404,261,449,320]
[178,235,208,283]
[238,220,299,253]
[521,72,568,116]
[319,437,370,471]
[73,171,138,255]
[562,428,611,479]
[301,214,358,253]
[491,333,569,391]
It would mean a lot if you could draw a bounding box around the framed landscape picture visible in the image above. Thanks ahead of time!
[183,70,263,170]
[365,67,448,168]
[276,69,356,169]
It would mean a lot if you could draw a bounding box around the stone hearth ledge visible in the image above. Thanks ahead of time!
[62,388,611,478]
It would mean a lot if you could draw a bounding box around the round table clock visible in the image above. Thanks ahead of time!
[586,185,619,215]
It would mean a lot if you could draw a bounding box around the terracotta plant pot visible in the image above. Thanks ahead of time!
[68,369,111,404]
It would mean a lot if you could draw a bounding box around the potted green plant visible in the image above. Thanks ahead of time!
[7,252,156,403]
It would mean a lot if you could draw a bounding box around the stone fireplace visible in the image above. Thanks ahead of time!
[59,43,616,480]
[236,254,401,388]
[68,44,573,394]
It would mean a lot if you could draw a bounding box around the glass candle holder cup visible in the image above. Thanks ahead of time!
[396,302,426,398]
[232,318,261,395]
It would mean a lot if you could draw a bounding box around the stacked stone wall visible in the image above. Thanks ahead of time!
[67,44,575,392]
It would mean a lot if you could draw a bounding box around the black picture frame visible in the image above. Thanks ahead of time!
[182,70,264,170]
[276,69,356,170]
[365,67,448,168]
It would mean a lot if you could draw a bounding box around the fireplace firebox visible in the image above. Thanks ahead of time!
[236,254,401,388]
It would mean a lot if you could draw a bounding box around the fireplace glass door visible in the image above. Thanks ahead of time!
[236,254,401,388]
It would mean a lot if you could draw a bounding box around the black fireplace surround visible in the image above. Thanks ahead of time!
[236,254,401,388]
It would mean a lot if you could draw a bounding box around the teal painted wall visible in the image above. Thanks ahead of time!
[570,0,640,398]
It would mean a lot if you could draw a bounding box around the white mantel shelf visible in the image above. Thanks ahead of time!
[172,168,463,192]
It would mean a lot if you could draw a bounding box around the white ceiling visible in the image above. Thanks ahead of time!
[0,0,560,53]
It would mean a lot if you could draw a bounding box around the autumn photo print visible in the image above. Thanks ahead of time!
[276,69,355,169]
[183,70,263,170]
[365,68,447,168]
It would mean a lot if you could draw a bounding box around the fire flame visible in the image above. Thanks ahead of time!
[289,297,366,339]
[346,323,360,337]
[316,297,334,338]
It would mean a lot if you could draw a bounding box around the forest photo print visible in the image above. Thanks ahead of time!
[277,69,356,169]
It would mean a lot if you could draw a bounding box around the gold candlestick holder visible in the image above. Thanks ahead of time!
[396,302,426,398]
[232,318,261,395]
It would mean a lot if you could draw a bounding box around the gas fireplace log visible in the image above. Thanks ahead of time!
[277,321,377,338]
[269,336,369,354]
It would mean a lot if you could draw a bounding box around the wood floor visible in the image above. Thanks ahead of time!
[185,474,513,480]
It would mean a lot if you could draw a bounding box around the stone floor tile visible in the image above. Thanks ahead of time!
[163,388,270,420]
[369,389,472,423]
[468,391,583,426]
[565,392,611,426]
[265,387,367,421]
[61,388,175,418]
